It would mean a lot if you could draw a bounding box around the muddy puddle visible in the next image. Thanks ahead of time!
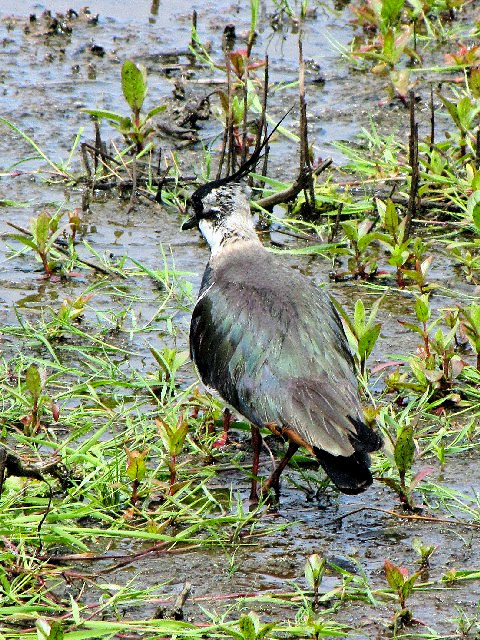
[1,1,480,638]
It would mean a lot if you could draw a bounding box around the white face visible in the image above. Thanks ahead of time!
[198,217,225,253]
[195,184,256,254]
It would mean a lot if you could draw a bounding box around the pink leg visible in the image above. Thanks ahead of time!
[249,425,262,503]
[262,441,298,499]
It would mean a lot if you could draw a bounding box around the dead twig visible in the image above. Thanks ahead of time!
[405,90,420,239]
[328,202,343,243]
[255,159,332,210]
[325,505,480,529]
[172,581,192,620]
[298,38,315,215]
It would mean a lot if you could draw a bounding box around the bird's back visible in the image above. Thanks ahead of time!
[190,242,372,460]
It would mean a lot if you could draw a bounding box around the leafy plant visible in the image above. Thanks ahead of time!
[36,618,64,640]
[11,211,62,276]
[384,559,421,627]
[125,447,149,507]
[155,414,189,494]
[377,406,432,510]
[19,365,58,437]
[458,302,480,371]
[305,553,326,611]
[332,295,383,376]
[82,60,166,153]
[150,346,190,385]
[412,538,437,571]
[338,218,378,279]
[221,611,275,640]
[376,199,431,289]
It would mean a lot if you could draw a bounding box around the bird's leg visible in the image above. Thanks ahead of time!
[213,407,234,448]
[249,425,262,504]
[262,441,299,499]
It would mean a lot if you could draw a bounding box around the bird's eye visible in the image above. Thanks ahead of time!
[204,207,222,219]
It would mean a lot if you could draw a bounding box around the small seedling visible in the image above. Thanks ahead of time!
[82,60,166,153]
[412,538,437,571]
[20,365,58,436]
[47,295,93,338]
[439,92,480,157]
[384,559,421,627]
[378,408,432,511]
[339,218,378,279]
[125,447,149,507]
[36,618,64,640]
[332,295,383,377]
[305,553,326,611]
[11,211,62,276]
[155,414,189,494]
[458,302,480,371]
[150,346,190,385]
[221,611,275,640]
[375,199,430,289]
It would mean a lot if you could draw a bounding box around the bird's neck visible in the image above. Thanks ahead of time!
[199,218,261,257]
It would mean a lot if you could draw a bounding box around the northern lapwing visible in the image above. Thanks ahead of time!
[182,129,382,501]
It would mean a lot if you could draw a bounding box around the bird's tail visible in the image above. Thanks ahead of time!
[313,417,383,495]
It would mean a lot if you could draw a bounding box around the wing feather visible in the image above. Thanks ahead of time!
[191,248,364,457]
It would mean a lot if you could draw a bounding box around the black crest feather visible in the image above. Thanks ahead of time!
[182,107,293,230]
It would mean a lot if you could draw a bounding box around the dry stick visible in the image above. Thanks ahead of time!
[82,142,125,185]
[258,55,269,183]
[256,58,271,227]
[430,85,435,150]
[127,156,137,213]
[477,127,480,170]
[216,125,229,180]
[82,141,122,167]
[172,581,192,620]
[226,54,236,175]
[298,38,315,214]
[328,202,343,243]
[80,142,92,179]
[256,158,332,210]
[6,221,120,278]
[216,45,233,180]
[155,166,172,204]
[190,9,197,50]
[94,120,102,175]
[325,505,480,529]
[241,66,249,166]
[405,90,419,239]
[240,24,256,166]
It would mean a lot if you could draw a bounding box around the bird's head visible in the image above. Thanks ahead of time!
[182,181,253,251]
[181,108,292,251]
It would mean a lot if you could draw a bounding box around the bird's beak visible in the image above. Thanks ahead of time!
[181,215,198,230]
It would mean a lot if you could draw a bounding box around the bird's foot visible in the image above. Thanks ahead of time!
[212,408,235,448]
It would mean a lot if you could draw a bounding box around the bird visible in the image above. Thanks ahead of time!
[182,135,382,502]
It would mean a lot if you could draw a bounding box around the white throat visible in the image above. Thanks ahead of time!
[198,217,259,256]
[198,218,226,255]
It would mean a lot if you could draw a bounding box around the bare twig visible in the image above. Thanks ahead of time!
[256,159,332,210]
[298,38,315,214]
[430,85,435,151]
[405,90,419,239]
[127,157,137,213]
[477,127,480,170]
[226,55,235,174]
[328,202,343,243]
[172,581,192,620]
[325,505,480,529]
